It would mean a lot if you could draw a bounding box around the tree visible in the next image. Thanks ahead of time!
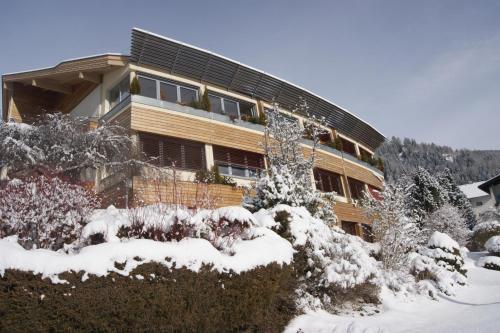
[363,183,424,270]
[245,100,336,224]
[405,167,447,226]
[437,168,476,229]
[422,203,471,246]
[0,113,134,180]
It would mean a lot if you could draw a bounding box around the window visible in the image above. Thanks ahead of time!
[314,168,344,196]
[341,221,357,236]
[476,201,483,207]
[109,76,130,109]
[138,76,157,99]
[208,93,256,120]
[138,75,199,104]
[213,145,264,179]
[159,82,177,103]
[139,133,205,171]
[359,147,373,161]
[339,137,357,157]
[348,177,366,200]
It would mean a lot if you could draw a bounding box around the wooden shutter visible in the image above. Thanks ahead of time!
[213,145,263,169]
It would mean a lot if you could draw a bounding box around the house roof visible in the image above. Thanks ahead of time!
[130,28,385,151]
[478,174,500,192]
[459,181,490,199]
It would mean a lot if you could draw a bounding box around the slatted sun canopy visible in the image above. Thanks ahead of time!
[130,28,385,151]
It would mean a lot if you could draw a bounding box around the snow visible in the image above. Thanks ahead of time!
[458,181,488,199]
[427,231,460,252]
[81,206,129,242]
[285,252,500,333]
[0,225,293,283]
[484,236,500,254]
[478,255,500,269]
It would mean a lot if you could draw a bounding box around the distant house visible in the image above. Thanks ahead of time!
[478,174,500,207]
[459,181,494,215]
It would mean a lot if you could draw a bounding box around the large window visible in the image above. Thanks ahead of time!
[314,168,344,196]
[109,76,130,109]
[213,146,264,179]
[138,75,199,105]
[348,177,366,200]
[341,221,357,236]
[208,93,256,120]
[140,133,205,171]
[339,137,357,157]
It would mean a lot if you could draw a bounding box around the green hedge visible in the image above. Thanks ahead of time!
[0,262,296,333]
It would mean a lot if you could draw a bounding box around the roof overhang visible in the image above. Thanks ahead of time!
[130,28,385,151]
[479,174,500,192]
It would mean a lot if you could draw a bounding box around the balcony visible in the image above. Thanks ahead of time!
[102,94,384,177]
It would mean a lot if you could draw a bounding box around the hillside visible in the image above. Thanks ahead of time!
[377,137,500,185]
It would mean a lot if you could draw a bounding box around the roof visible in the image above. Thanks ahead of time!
[130,28,385,151]
[479,174,500,192]
[459,181,490,199]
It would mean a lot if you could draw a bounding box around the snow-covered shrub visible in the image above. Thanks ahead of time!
[478,256,500,271]
[422,204,471,246]
[245,101,336,224]
[0,176,100,250]
[484,236,500,256]
[363,184,424,271]
[419,232,467,277]
[478,206,500,224]
[256,205,380,311]
[117,204,197,242]
[471,220,500,250]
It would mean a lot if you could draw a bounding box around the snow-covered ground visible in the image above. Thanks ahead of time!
[285,252,500,333]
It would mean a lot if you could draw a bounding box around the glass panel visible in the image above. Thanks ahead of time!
[231,165,247,178]
[119,77,130,100]
[224,99,238,118]
[109,86,120,109]
[159,82,177,103]
[180,87,197,105]
[218,164,231,176]
[239,101,255,120]
[138,77,157,99]
[209,95,223,114]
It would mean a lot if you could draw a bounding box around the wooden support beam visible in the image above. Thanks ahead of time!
[78,72,101,84]
[31,79,72,94]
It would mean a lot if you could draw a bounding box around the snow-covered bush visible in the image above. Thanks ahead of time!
[471,220,500,250]
[245,101,336,224]
[363,184,424,271]
[484,236,500,256]
[0,176,100,250]
[419,232,467,276]
[422,204,471,246]
[478,256,500,271]
[256,205,380,311]
[410,232,467,296]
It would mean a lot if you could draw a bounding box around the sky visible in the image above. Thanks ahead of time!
[1,0,499,150]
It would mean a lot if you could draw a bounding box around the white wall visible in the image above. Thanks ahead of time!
[69,84,101,119]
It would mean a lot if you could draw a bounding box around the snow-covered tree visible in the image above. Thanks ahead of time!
[0,113,134,179]
[363,183,424,271]
[406,167,447,226]
[422,204,471,246]
[485,236,500,256]
[419,231,467,277]
[0,176,100,250]
[245,100,336,224]
[437,168,476,228]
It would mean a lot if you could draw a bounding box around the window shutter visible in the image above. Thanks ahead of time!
[140,135,161,165]
[213,146,263,169]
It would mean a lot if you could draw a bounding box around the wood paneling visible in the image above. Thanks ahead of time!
[133,177,245,208]
[111,107,131,128]
[334,202,368,224]
[130,106,265,153]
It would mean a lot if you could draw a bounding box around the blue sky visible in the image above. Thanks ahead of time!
[1,0,499,150]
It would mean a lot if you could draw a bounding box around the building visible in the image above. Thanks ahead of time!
[478,174,500,207]
[459,181,494,216]
[1,28,385,239]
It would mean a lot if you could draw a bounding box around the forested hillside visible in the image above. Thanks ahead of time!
[377,137,500,185]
